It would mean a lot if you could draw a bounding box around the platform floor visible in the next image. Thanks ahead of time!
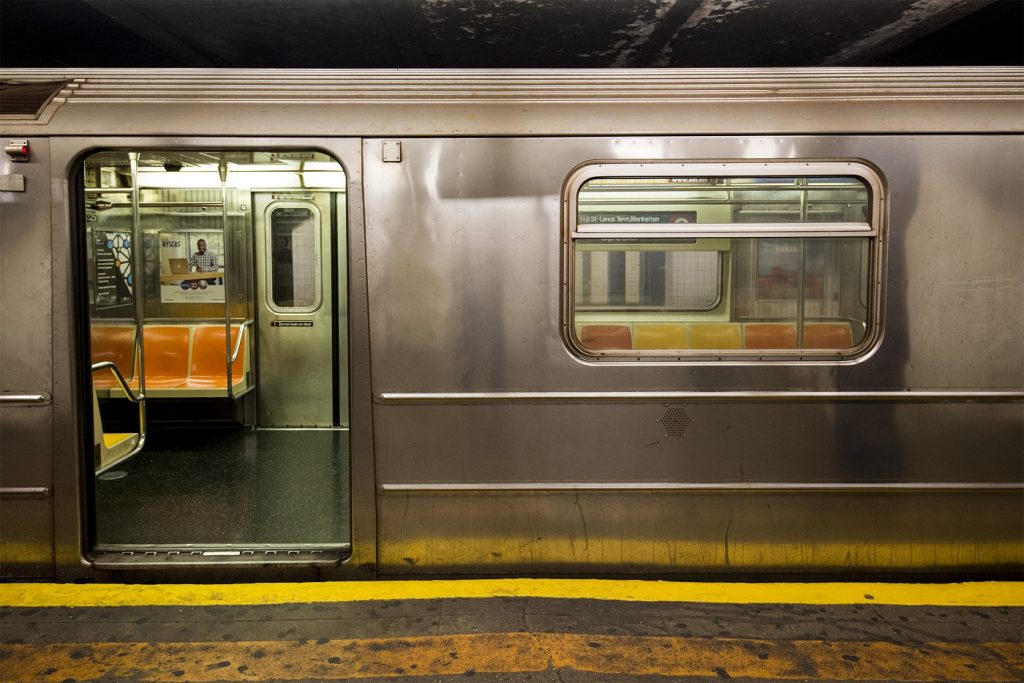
[0,580,1021,681]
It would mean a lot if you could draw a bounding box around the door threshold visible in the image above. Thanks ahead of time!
[90,545,349,568]
[255,426,349,431]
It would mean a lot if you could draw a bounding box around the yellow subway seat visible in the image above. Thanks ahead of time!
[635,323,688,350]
[689,323,743,349]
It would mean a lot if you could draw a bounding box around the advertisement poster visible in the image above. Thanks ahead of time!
[159,231,226,304]
[756,239,825,300]
[94,231,134,309]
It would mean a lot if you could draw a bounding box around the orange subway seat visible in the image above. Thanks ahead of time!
[635,323,687,350]
[138,326,190,388]
[689,323,743,349]
[802,322,853,349]
[580,325,633,350]
[91,326,136,388]
[187,326,246,389]
[744,323,797,349]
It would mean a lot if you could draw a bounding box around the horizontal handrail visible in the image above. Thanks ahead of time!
[380,482,1024,493]
[89,317,251,325]
[0,393,49,405]
[379,390,1024,403]
[0,486,51,497]
[91,361,143,403]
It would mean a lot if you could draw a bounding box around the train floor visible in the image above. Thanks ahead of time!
[94,427,350,547]
[0,580,1020,682]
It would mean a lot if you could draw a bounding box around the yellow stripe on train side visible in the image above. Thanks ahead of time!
[0,579,1021,608]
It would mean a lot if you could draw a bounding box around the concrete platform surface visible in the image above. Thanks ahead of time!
[0,579,1020,681]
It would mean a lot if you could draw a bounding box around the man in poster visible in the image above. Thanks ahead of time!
[189,238,219,286]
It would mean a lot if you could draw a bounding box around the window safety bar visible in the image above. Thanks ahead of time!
[573,222,874,239]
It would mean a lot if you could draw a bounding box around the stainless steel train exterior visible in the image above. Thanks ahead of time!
[0,69,1021,580]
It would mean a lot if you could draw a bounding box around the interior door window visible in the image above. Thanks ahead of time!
[269,206,321,311]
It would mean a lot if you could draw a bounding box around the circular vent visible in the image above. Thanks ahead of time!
[658,404,693,437]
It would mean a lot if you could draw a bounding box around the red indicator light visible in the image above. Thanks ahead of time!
[5,139,30,161]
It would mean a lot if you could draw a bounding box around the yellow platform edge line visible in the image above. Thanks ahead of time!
[1,579,1022,608]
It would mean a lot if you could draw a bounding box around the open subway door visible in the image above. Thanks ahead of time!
[81,150,351,563]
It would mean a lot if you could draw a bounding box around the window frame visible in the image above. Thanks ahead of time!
[562,160,886,362]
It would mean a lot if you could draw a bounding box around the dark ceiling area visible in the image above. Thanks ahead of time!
[1,0,1022,70]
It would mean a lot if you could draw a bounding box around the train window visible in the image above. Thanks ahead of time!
[566,163,882,358]
[268,206,321,310]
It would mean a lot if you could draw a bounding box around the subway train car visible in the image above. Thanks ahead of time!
[0,69,1021,581]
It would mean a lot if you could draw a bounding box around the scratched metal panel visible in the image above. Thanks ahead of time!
[0,499,54,578]
[377,491,1024,574]
[372,402,1023,486]
[364,135,1023,392]
[0,137,55,577]
[365,135,1022,572]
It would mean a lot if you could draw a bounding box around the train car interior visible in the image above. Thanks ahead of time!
[82,150,350,559]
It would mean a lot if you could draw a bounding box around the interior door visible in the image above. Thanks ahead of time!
[254,193,336,427]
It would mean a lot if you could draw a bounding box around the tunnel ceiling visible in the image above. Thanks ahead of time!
[1,0,1021,69]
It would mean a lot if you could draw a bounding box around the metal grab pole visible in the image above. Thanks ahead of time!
[129,152,147,406]
[219,156,234,398]
[796,180,808,348]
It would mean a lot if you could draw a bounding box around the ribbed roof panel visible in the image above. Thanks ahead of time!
[2,68,1021,134]
[5,68,1024,102]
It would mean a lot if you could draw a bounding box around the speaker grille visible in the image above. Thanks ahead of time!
[659,404,693,437]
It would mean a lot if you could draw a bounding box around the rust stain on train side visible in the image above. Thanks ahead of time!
[1,633,1021,681]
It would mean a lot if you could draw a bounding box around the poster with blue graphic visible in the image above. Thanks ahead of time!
[94,232,133,308]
